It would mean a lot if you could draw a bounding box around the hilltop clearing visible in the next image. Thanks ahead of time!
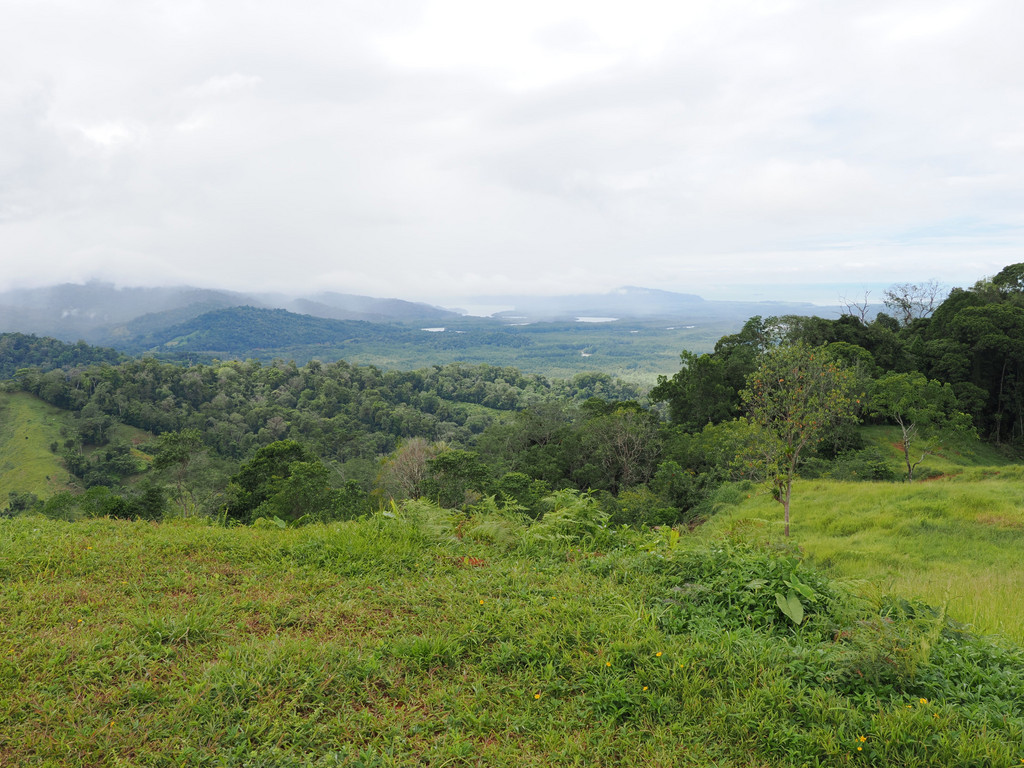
[1,510,1022,767]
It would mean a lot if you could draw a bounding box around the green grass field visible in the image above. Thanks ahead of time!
[2,505,1023,767]
[700,428,1024,643]
[0,391,73,503]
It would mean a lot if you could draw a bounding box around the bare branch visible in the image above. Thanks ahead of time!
[839,291,871,323]
[882,280,946,325]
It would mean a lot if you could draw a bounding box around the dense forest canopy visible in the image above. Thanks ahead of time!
[2,264,1021,528]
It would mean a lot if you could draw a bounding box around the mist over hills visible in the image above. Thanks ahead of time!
[483,285,828,322]
[0,283,461,345]
[0,281,846,380]
[0,282,839,339]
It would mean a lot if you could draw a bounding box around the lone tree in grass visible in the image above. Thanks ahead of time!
[741,343,859,536]
[869,371,975,481]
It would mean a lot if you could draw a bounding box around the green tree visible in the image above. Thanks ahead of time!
[224,440,329,523]
[152,429,207,516]
[255,460,340,523]
[651,316,774,430]
[741,343,859,537]
[422,449,489,508]
[577,402,662,494]
[869,372,974,481]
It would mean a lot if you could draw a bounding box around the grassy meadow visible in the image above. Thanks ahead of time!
[700,428,1024,643]
[0,391,72,501]
[2,504,1023,767]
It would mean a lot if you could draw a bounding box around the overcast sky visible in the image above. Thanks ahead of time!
[2,0,1022,304]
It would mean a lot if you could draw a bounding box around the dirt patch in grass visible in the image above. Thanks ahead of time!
[976,514,1024,529]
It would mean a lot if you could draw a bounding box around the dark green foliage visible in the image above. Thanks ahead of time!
[0,333,122,379]
[4,490,41,515]
[15,354,641,466]
[801,447,901,481]
[649,460,719,519]
[607,486,679,527]
[422,449,489,508]
[494,471,551,517]
[650,316,771,430]
[133,481,167,521]
[37,485,166,521]
[225,440,328,523]
[335,479,372,520]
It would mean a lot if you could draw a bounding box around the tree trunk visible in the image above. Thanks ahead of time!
[783,479,792,537]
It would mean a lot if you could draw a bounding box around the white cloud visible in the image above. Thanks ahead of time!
[1,0,1022,300]
[185,73,263,99]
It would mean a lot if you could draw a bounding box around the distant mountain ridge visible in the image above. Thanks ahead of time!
[0,282,460,344]
[133,306,417,356]
[0,281,846,380]
[0,281,840,348]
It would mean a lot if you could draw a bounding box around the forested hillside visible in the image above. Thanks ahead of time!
[2,264,1021,535]
[0,333,122,379]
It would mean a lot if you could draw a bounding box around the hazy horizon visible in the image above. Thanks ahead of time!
[0,275,900,314]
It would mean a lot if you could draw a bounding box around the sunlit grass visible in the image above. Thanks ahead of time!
[702,462,1024,642]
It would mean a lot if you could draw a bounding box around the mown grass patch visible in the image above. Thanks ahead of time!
[1,511,1022,767]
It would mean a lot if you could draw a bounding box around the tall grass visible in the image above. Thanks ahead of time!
[702,465,1024,642]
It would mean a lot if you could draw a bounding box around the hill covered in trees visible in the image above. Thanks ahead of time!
[2,262,1021,532]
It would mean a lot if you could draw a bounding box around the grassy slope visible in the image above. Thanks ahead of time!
[701,427,1024,642]
[1,514,1022,768]
[0,391,72,501]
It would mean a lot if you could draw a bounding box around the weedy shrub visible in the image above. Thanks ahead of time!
[654,540,847,639]
[607,486,680,528]
[803,447,901,481]
[460,496,529,548]
[524,489,611,554]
